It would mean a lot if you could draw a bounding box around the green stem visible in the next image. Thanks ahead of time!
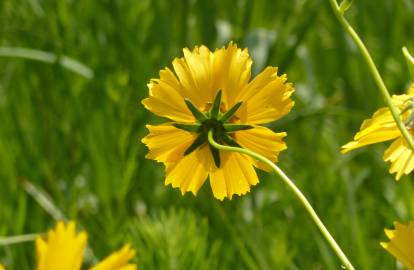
[328,0,414,153]
[208,130,355,270]
[402,47,414,80]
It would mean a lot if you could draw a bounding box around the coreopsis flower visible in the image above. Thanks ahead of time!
[142,42,294,200]
[381,221,414,269]
[342,84,414,180]
[36,221,136,270]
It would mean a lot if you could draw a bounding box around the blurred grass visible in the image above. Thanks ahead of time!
[0,0,414,269]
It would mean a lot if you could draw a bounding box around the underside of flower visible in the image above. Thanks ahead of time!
[342,85,414,180]
[401,97,414,128]
[174,90,252,168]
[142,42,294,200]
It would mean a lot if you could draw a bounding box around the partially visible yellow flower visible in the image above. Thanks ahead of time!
[381,221,414,269]
[90,245,136,270]
[36,221,137,270]
[0,264,5,270]
[142,42,294,200]
[342,84,414,180]
[36,221,87,270]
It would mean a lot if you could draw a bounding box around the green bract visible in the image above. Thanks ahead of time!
[174,90,252,167]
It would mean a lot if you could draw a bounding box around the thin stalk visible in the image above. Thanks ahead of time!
[328,0,414,153]
[208,130,355,270]
[402,47,414,80]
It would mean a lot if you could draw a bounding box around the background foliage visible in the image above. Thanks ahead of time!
[1,0,414,269]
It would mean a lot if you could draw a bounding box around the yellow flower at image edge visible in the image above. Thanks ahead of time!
[0,264,4,270]
[36,221,137,270]
[342,84,414,180]
[381,221,414,270]
[142,42,294,200]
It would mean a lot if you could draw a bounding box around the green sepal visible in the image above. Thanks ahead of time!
[209,144,221,168]
[405,112,414,128]
[222,134,241,147]
[173,123,201,133]
[219,101,242,122]
[339,0,353,14]
[184,134,206,155]
[400,98,414,115]
[223,123,253,132]
[184,98,207,122]
[210,90,222,119]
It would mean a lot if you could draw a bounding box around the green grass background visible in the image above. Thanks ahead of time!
[1,0,414,269]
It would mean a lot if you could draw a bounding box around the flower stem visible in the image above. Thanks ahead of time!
[208,130,355,270]
[328,0,414,153]
[402,47,414,80]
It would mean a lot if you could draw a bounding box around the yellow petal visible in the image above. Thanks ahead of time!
[341,107,400,153]
[213,42,252,107]
[145,42,256,120]
[383,138,414,180]
[408,84,414,95]
[142,68,196,122]
[209,152,258,200]
[36,221,87,270]
[382,221,414,270]
[0,264,5,270]
[172,46,216,108]
[165,145,211,195]
[234,126,287,171]
[90,244,137,270]
[342,88,414,154]
[142,124,197,163]
[235,67,294,124]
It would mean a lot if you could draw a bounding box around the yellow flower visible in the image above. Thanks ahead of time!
[90,245,137,270]
[36,221,137,270]
[0,264,4,270]
[342,85,414,180]
[142,42,294,200]
[381,221,414,269]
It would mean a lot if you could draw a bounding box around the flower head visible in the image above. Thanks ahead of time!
[342,84,414,180]
[142,42,294,200]
[381,221,414,269]
[36,221,136,270]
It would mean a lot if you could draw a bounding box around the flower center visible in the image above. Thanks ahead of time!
[174,90,252,168]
